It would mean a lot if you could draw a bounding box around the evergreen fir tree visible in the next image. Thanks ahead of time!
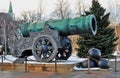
[76,0,118,58]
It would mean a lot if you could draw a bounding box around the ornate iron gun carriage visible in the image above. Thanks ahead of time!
[10,14,97,62]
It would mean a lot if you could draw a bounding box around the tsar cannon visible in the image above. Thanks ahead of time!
[9,14,97,62]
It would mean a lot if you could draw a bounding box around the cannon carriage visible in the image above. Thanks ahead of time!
[9,14,97,62]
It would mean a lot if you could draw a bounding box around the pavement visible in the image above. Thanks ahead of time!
[0,61,120,78]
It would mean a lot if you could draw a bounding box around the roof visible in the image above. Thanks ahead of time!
[8,1,13,14]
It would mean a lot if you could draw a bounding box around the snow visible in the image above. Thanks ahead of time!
[109,58,120,61]
[74,66,113,71]
[0,55,17,63]
[111,51,120,57]
[26,53,85,64]
[68,54,87,62]
[0,54,83,64]
[74,66,100,71]
[27,56,36,61]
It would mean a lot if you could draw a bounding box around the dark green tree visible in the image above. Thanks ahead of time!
[76,0,118,58]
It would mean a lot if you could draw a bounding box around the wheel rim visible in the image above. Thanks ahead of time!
[32,35,58,62]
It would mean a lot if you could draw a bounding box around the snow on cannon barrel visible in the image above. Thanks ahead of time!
[18,14,97,62]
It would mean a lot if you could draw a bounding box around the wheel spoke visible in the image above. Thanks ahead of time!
[37,52,41,57]
[48,46,53,50]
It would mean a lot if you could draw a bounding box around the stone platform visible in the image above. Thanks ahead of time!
[0,54,83,73]
[0,60,77,73]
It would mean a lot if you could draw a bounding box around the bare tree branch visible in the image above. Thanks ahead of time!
[37,0,45,21]
[50,0,70,19]
[75,0,85,17]
[18,0,45,22]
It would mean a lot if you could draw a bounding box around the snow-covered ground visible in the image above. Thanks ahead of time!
[0,53,86,64]
[0,55,17,63]
[74,66,101,71]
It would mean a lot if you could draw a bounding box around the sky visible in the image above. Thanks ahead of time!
[0,0,60,16]
[0,0,119,17]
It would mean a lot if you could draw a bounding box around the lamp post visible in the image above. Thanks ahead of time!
[87,55,91,74]
[0,45,3,53]
[4,20,7,57]
[0,45,3,71]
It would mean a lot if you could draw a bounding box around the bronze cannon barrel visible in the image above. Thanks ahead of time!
[21,14,97,37]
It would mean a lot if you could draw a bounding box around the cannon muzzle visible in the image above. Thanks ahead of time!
[21,14,97,37]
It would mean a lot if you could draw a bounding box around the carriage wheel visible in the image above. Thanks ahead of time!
[56,38,72,60]
[32,35,58,62]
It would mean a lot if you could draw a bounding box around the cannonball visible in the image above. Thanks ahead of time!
[82,60,95,68]
[98,58,110,69]
[93,61,99,67]
[88,48,101,60]
[76,62,82,68]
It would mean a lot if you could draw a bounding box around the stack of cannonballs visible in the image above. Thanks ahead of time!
[81,48,110,69]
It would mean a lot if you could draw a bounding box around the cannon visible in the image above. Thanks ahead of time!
[9,14,97,62]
